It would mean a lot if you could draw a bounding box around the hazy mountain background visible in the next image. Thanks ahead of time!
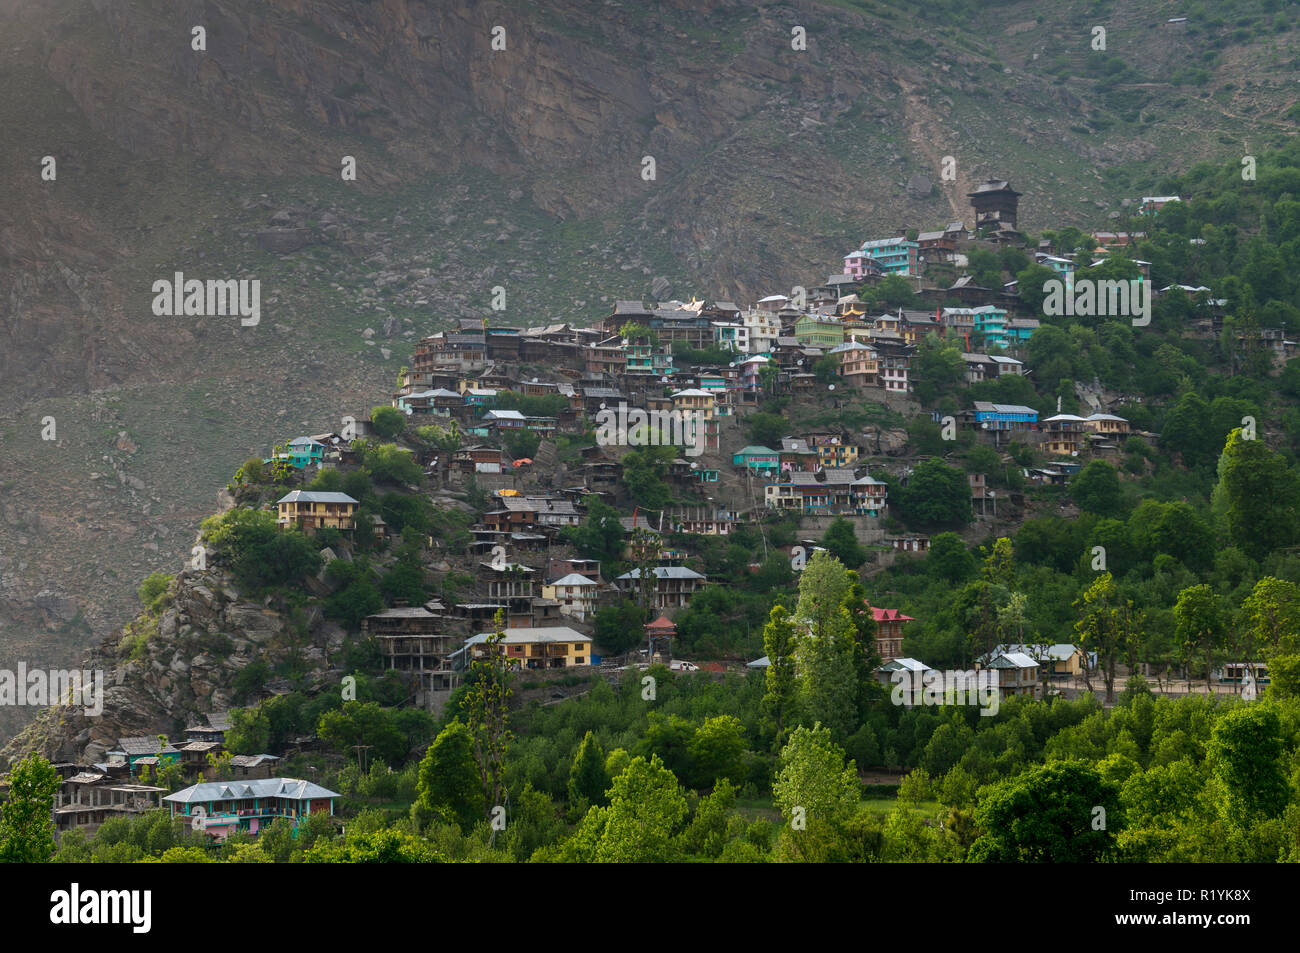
[0,0,1296,743]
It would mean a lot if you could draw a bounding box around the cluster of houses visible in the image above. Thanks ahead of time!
[749,602,1093,705]
[234,181,1169,742]
[17,713,290,838]
[355,541,711,712]
[4,712,344,844]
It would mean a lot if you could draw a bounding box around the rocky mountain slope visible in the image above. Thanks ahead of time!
[2,0,1297,744]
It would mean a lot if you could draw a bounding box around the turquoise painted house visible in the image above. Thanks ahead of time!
[285,437,326,468]
[733,445,780,473]
[970,305,1008,349]
[267,437,327,469]
[163,777,340,841]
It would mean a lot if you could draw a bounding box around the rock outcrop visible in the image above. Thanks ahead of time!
[2,561,348,765]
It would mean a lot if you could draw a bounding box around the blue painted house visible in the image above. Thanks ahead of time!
[972,401,1038,432]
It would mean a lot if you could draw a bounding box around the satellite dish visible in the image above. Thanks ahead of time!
[599,402,607,411]
[828,384,836,391]
[191,805,206,832]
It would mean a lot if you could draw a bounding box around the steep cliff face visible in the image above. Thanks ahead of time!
[1,0,1295,744]
[2,557,349,765]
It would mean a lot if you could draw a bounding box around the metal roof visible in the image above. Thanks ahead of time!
[467,626,591,645]
[880,657,930,672]
[163,777,339,804]
[549,573,598,587]
[276,491,359,504]
[617,566,705,580]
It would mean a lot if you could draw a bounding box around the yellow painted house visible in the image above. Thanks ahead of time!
[276,491,359,531]
[463,626,593,670]
[808,438,858,469]
[670,388,717,419]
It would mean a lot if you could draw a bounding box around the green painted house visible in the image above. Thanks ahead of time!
[106,736,183,776]
[794,314,845,350]
[733,445,780,473]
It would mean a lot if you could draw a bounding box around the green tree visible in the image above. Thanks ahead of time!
[235,456,266,486]
[794,552,859,742]
[1016,263,1060,315]
[370,406,407,439]
[1240,577,1300,697]
[821,516,866,569]
[1173,584,1227,691]
[747,413,788,449]
[1070,460,1124,518]
[560,496,626,569]
[1215,428,1300,560]
[593,755,688,862]
[965,247,1003,291]
[307,828,442,863]
[200,507,322,591]
[1074,572,1139,702]
[225,706,270,753]
[366,443,424,485]
[619,322,657,344]
[895,459,972,528]
[772,724,860,830]
[461,619,513,817]
[593,600,648,655]
[318,701,406,767]
[915,332,967,403]
[621,446,675,509]
[1207,706,1289,824]
[761,605,800,749]
[875,274,916,308]
[138,572,172,612]
[0,754,61,863]
[969,761,1123,862]
[504,428,540,460]
[567,731,610,810]
[926,532,975,583]
[414,720,486,829]
[688,715,747,789]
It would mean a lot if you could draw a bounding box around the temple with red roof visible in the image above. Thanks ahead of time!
[645,615,677,662]
[869,604,915,662]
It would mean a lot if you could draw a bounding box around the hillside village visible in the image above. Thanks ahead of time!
[8,146,1300,865]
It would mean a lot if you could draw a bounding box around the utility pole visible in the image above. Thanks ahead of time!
[351,744,373,774]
